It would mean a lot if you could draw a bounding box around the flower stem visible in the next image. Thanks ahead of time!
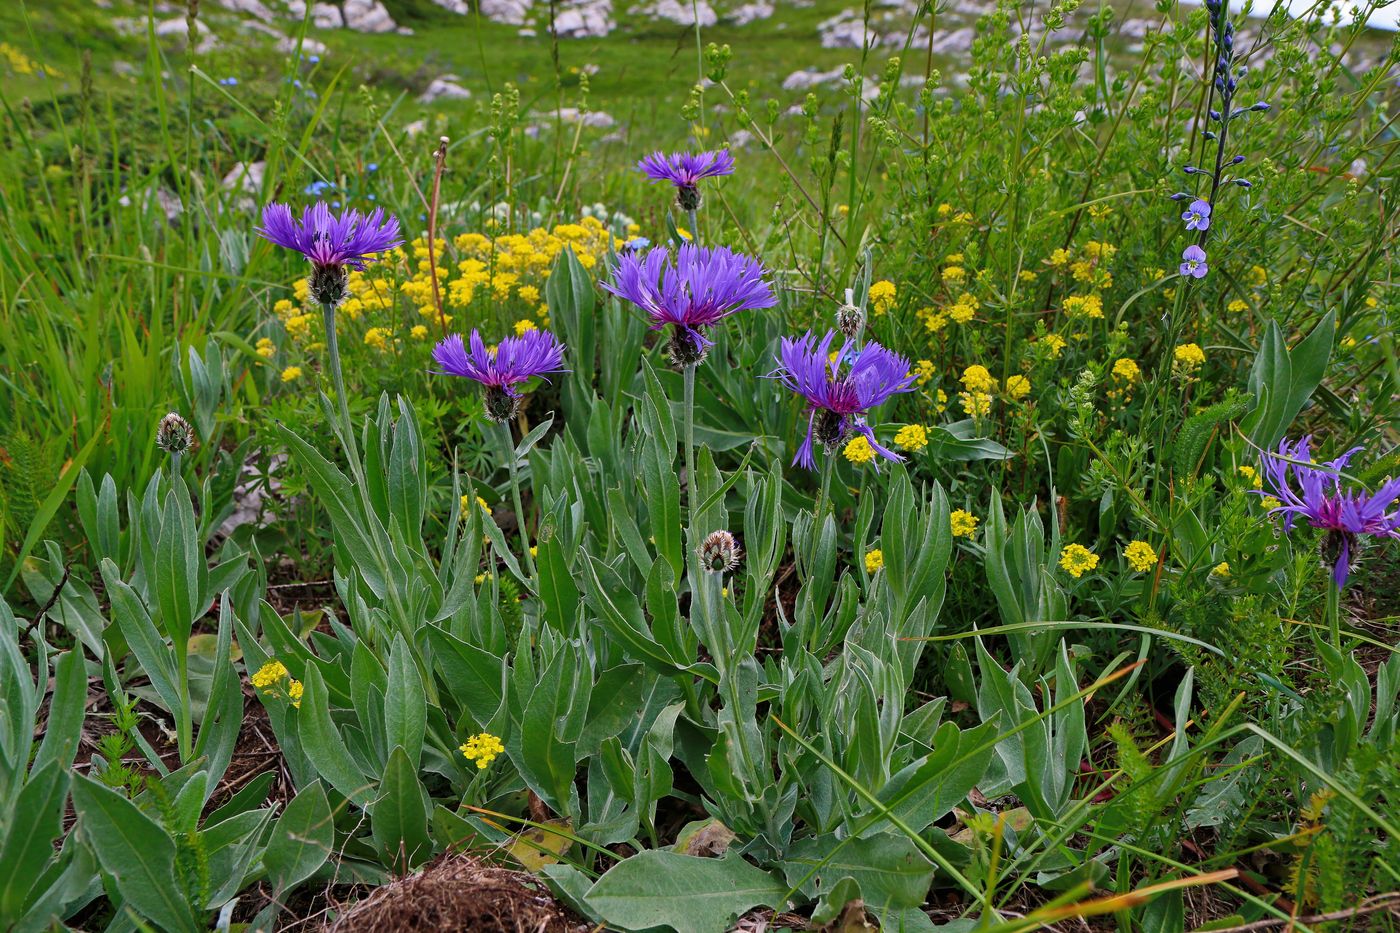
[498,421,536,579]
[1326,576,1341,652]
[686,207,700,247]
[683,363,697,535]
[321,300,359,468]
[815,450,835,524]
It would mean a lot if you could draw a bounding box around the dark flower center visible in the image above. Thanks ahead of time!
[309,263,349,306]
[666,327,709,367]
[813,408,847,450]
[484,386,519,423]
[676,185,702,213]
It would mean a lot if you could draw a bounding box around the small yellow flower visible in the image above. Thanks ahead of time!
[843,435,876,465]
[280,366,303,383]
[255,337,276,359]
[1227,299,1249,314]
[961,365,998,393]
[1250,265,1267,287]
[869,280,897,315]
[287,680,304,708]
[913,359,936,385]
[1111,358,1140,382]
[364,327,391,351]
[1004,375,1031,400]
[894,424,928,452]
[518,285,541,304]
[1123,540,1157,573]
[1260,496,1281,510]
[950,510,979,538]
[1042,334,1067,358]
[250,660,289,690]
[1211,561,1231,578]
[459,732,505,769]
[1238,465,1260,486]
[1173,342,1206,371]
[1048,248,1071,268]
[937,203,953,218]
[410,325,430,340]
[942,266,967,286]
[1059,544,1099,578]
[960,391,992,417]
[514,318,537,336]
[864,549,884,574]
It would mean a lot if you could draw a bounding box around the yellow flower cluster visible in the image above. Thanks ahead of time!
[1041,334,1067,358]
[894,424,928,451]
[1004,375,1031,400]
[869,280,898,315]
[1059,544,1099,578]
[843,435,876,465]
[912,360,936,385]
[249,659,303,708]
[950,509,979,538]
[864,549,884,573]
[1111,358,1140,382]
[961,365,998,394]
[1062,293,1104,320]
[460,732,505,769]
[1123,540,1157,573]
[1238,465,1260,486]
[1173,342,1206,372]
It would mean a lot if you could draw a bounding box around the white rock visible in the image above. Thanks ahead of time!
[557,107,615,128]
[519,27,537,36]
[213,0,275,20]
[553,0,613,37]
[342,0,397,32]
[310,3,343,28]
[481,0,533,24]
[729,1,772,25]
[221,160,265,194]
[154,16,210,36]
[927,26,973,54]
[782,66,843,90]
[431,0,472,12]
[634,0,715,25]
[419,75,473,103]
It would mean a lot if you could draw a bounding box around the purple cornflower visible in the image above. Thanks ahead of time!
[1182,199,1211,232]
[771,330,916,470]
[433,329,567,422]
[1179,245,1208,279]
[602,243,776,366]
[636,150,735,211]
[257,201,402,305]
[1257,436,1400,589]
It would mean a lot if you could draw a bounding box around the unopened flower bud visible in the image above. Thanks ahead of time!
[155,412,195,454]
[698,530,742,574]
[836,301,864,339]
[309,263,349,306]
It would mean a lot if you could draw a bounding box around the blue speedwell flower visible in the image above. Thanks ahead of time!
[602,243,776,366]
[433,329,567,422]
[1179,245,1208,279]
[1182,199,1211,232]
[636,149,735,211]
[1257,436,1400,589]
[771,330,915,470]
[257,201,401,305]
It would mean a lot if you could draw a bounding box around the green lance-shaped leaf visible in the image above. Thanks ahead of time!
[70,776,197,932]
[263,781,334,895]
[585,850,788,933]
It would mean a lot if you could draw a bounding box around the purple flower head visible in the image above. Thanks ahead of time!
[602,243,776,366]
[1179,245,1208,279]
[433,328,568,422]
[636,150,735,211]
[257,201,402,305]
[1182,199,1211,232]
[771,330,916,470]
[1257,436,1400,589]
